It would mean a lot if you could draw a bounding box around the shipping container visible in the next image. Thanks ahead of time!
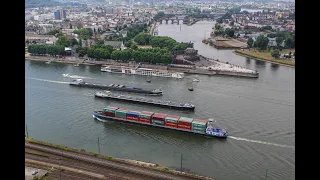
[191,126,206,131]
[165,122,178,128]
[101,111,115,117]
[140,111,154,117]
[126,111,140,121]
[165,115,180,123]
[192,119,208,128]
[139,111,154,122]
[103,106,119,113]
[115,109,128,119]
[152,119,164,125]
[138,119,151,124]
[192,129,205,134]
[152,113,167,121]
[178,117,194,126]
[178,124,191,130]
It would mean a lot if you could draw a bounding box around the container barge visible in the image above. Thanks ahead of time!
[69,79,162,95]
[93,106,228,138]
[94,91,195,110]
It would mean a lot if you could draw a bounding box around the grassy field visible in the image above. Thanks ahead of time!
[234,49,295,67]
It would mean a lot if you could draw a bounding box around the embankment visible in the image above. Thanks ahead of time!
[25,137,213,180]
[234,50,295,68]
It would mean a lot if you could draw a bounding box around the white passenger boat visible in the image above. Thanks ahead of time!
[101,66,184,79]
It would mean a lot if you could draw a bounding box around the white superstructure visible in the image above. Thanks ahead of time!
[101,66,184,79]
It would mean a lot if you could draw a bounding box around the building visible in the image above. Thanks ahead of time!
[104,41,124,50]
[105,7,122,15]
[54,9,67,20]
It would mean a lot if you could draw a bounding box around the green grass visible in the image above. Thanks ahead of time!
[234,49,295,67]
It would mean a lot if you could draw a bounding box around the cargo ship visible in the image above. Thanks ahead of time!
[93,106,228,138]
[69,79,163,95]
[101,66,184,79]
[94,91,195,110]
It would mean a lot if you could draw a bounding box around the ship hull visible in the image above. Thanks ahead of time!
[69,83,162,95]
[93,111,227,138]
[94,94,195,111]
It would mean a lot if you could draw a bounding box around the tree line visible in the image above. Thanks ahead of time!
[28,44,65,56]
[75,44,172,64]
[133,34,191,51]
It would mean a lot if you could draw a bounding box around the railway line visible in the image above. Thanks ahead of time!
[25,142,211,180]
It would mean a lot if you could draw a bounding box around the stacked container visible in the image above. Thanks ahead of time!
[151,113,167,126]
[115,108,129,120]
[102,106,119,117]
[139,111,154,123]
[178,117,193,130]
[126,111,140,121]
[165,115,180,128]
[192,119,208,134]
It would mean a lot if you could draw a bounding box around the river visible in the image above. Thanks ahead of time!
[25,21,295,180]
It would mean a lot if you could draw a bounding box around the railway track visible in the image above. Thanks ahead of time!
[25,142,206,180]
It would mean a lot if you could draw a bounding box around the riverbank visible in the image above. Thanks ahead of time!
[26,54,258,78]
[207,37,247,49]
[25,137,213,180]
[234,49,295,68]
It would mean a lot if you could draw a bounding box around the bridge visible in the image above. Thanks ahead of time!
[157,13,225,25]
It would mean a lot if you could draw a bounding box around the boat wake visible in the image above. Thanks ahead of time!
[62,74,91,79]
[26,77,69,84]
[228,136,294,149]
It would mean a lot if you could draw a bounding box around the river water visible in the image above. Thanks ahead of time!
[25,21,295,180]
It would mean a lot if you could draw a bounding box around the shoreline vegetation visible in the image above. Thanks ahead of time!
[234,49,295,67]
[25,137,214,180]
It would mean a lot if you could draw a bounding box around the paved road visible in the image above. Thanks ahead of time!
[25,142,209,180]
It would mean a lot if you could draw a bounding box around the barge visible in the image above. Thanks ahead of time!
[69,79,162,95]
[93,106,228,138]
[94,91,195,110]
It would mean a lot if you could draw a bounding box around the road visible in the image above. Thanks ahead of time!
[25,142,211,180]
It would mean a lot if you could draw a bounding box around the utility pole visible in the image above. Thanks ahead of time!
[180,153,183,172]
[265,169,268,180]
[25,124,28,138]
[98,137,100,154]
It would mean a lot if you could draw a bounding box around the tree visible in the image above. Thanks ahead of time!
[271,49,280,59]
[254,35,269,50]
[276,37,284,47]
[267,33,277,38]
[131,44,138,50]
[56,36,71,47]
[154,12,165,20]
[79,38,82,47]
[285,36,295,49]
[247,38,254,48]
[47,29,60,35]
[71,38,78,46]
[225,28,235,38]
[73,28,92,40]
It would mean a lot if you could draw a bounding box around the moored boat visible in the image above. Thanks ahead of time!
[101,65,184,79]
[70,79,163,95]
[93,106,228,138]
[94,91,195,110]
